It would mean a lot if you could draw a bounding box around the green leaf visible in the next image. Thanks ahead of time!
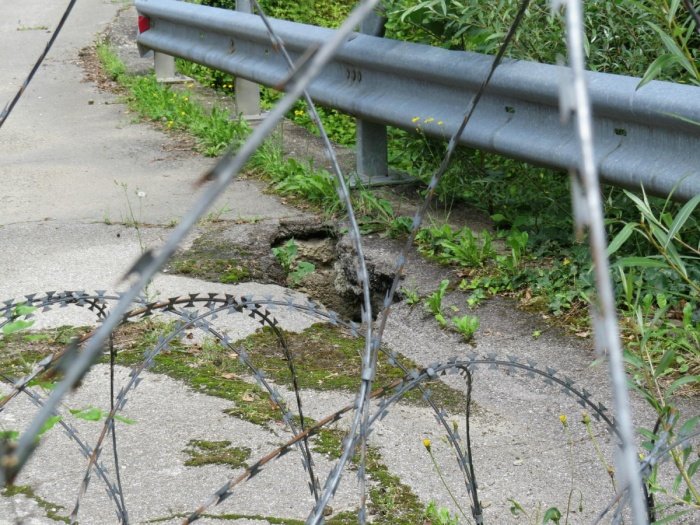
[663,241,688,277]
[14,304,36,316]
[679,416,699,437]
[637,54,675,88]
[623,348,645,368]
[114,414,136,425]
[614,257,670,269]
[655,349,676,377]
[542,507,561,523]
[70,407,104,421]
[0,430,20,440]
[607,222,638,256]
[646,21,696,77]
[508,499,525,516]
[665,193,700,248]
[669,0,682,22]
[38,415,62,437]
[623,190,662,227]
[648,222,670,247]
[290,261,315,285]
[665,375,700,397]
[2,319,35,336]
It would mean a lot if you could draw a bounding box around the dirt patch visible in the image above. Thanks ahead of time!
[165,216,416,321]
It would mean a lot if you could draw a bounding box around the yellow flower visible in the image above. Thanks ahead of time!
[424,117,434,124]
[422,438,431,451]
[437,120,444,126]
[183,96,189,101]
[559,414,568,427]
[563,257,571,265]
[411,116,420,123]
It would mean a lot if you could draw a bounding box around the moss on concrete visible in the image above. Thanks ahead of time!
[1,484,69,523]
[183,440,251,469]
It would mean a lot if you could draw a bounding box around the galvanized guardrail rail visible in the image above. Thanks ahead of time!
[135,0,699,201]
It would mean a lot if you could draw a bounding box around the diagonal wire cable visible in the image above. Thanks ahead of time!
[3,0,382,490]
[557,0,647,521]
[0,0,79,130]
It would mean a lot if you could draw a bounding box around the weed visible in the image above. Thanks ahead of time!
[16,25,49,31]
[170,257,251,284]
[388,216,414,238]
[271,239,298,273]
[421,438,469,523]
[416,224,496,267]
[423,501,460,525]
[2,304,36,336]
[115,180,146,251]
[424,279,450,328]
[272,239,316,286]
[290,260,315,285]
[508,499,563,524]
[400,286,420,306]
[199,205,231,225]
[450,315,480,342]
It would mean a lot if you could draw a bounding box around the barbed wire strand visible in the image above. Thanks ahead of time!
[558,0,647,522]
[109,333,129,523]
[0,0,79,130]
[5,0,382,487]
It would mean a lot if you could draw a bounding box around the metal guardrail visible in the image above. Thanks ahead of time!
[135,0,700,201]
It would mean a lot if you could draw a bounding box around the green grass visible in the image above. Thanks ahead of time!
[170,257,251,284]
[96,43,250,157]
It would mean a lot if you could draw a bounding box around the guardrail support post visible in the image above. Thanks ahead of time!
[235,0,262,119]
[154,52,177,82]
[354,12,389,185]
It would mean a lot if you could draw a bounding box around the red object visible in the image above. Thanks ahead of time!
[138,15,150,33]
